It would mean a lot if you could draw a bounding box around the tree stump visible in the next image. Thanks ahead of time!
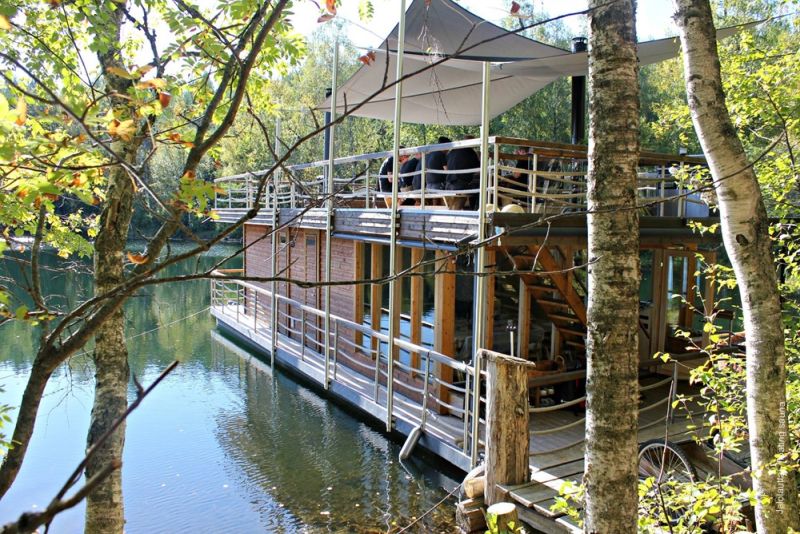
[486,502,519,533]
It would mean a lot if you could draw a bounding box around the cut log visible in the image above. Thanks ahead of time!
[464,475,485,499]
[486,502,519,533]
[456,497,486,534]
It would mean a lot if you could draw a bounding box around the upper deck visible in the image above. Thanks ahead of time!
[213,137,714,248]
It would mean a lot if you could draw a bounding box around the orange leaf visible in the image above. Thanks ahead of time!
[71,174,87,187]
[325,0,336,14]
[14,98,26,126]
[106,65,136,79]
[169,132,183,143]
[108,118,136,141]
[182,170,196,181]
[126,252,149,265]
[510,1,521,14]
[158,91,172,108]
[43,193,59,202]
[135,78,167,90]
[317,12,335,23]
[135,64,154,77]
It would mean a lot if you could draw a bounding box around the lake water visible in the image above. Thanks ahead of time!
[0,246,458,532]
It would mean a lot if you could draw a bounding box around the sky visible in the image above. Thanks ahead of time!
[288,0,679,50]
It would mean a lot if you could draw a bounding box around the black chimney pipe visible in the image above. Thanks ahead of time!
[570,37,588,146]
[323,87,333,162]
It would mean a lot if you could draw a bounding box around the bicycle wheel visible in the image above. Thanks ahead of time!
[638,439,697,484]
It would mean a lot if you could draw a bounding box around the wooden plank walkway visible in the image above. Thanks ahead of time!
[500,381,705,533]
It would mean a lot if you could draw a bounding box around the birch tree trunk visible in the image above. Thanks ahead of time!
[674,2,799,531]
[583,1,641,532]
[84,6,140,532]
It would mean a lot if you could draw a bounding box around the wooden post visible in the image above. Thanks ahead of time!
[434,250,455,413]
[484,349,530,505]
[390,247,403,362]
[682,245,698,330]
[370,244,383,358]
[702,250,717,347]
[517,280,531,359]
[410,247,424,370]
[354,242,365,346]
[651,248,667,356]
[485,249,496,351]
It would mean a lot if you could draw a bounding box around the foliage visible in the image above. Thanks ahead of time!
[0,388,11,456]
[0,0,303,321]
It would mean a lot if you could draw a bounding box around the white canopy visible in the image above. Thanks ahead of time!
[321,0,753,125]
[495,24,753,78]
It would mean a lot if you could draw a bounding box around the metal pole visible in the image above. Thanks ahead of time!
[420,152,426,209]
[332,321,339,380]
[323,37,339,390]
[570,37,588,146]
[386,0,406,432]
[420,352,431,428]
[470,61,491,467]
[270,121,280,370]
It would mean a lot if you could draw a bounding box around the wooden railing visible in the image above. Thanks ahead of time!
[210,272,486,462]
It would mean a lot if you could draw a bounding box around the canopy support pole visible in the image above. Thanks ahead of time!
[270,118,281,371]
[386,0,406,432]
[570,37,588,145]
[323,37,339,389]
[471,61,491,467]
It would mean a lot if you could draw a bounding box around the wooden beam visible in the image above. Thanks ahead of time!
[484,350,531,505]
[528,246,587,325]
[410,247,424,370]
[434,250,456,414]
[370,244,383,358]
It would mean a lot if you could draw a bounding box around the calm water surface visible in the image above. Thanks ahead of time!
[0,246,458,532]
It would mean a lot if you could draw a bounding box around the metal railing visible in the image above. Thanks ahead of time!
[212,137,710,216]
[210,271,485,462]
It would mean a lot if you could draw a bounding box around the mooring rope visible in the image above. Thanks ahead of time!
[395,482,462,533]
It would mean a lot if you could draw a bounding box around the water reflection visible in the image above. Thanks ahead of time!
[0,245,457,533]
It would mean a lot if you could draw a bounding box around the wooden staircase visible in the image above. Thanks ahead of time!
[507,245,588,355]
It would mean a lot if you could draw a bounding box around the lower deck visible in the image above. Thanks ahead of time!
[211,278,711,532]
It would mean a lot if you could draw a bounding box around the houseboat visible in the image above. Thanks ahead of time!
[209,1,748,531]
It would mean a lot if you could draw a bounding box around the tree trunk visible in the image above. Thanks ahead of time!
[673,2,800,531]
[583,1,641,532]
[84,5,139,532]
[85,152,137,534]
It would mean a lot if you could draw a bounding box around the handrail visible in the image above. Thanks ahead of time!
[212,137,709,216]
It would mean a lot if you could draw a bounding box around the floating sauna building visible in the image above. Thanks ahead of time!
[210,1,748,531]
